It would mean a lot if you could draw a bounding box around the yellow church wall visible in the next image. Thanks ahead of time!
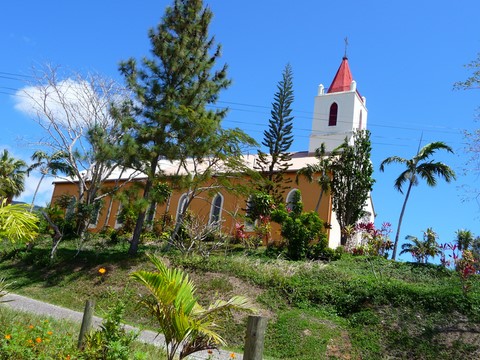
[51,171,333,244]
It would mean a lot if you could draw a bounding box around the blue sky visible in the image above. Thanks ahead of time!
[1,0,479,259]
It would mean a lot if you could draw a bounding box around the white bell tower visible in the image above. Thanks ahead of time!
[308,57,368,153]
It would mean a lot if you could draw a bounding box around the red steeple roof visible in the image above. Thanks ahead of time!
[327,57,353,93]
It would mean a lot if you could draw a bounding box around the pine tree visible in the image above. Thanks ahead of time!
[256,63,295,204]
[119,0,235,255]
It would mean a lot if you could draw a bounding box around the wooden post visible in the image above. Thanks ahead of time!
[77,299,95,350]
[243,315,268,360]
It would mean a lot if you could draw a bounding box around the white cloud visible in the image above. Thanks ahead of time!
[14,78,112,129]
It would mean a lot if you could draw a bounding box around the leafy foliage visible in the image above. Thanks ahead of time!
[81,300,140,360]
[0,199,39,245]
[271,190,327,260]
[130,254,254,360]
[400,228,441,264]
[329,130,374,245]
[380,141,456,259]
[0,149,27,203]
[118,0,255,255]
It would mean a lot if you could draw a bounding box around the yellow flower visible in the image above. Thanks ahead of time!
[47,331,53,335]
[27,339,34,346]
[36,337,42,343]
[230,353,236,359]
[28,324,34,329]
[98,267,107,275]
[4,334,11,340]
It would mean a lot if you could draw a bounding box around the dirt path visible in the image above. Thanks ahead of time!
[2,293,242,360]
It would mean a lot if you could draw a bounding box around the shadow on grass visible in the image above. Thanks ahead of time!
[0,241,159,290]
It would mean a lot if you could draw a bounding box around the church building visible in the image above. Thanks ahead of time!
[50,56,374,249]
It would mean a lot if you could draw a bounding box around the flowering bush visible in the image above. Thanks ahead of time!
[353,222,393,257]
[456,250,477,295]
[0,318,76,359]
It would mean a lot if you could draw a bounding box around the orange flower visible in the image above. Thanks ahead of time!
[36,337,42,343]
[47,331,53,335]
[27,339,34,346]
[28,325,34,329]
[4,334,11,340]
[65,356,71,360]
[98,267,107,275]
[230,353,236,359]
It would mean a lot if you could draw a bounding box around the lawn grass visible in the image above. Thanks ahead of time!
[0,306,166,359]
[1,236,480,359]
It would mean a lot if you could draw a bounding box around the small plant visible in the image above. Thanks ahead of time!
[271,190,325,260]
[355,222,393,258]
[81,299,140,360]
[131,254,255,360]
[456,250,477,295]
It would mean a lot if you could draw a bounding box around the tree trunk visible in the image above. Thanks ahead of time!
[30,174,45,212]
[129,178,153,255]
[392,181,414,260]
[314,190,324,213]
[102,196,114,230]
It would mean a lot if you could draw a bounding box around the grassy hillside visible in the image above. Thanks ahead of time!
[1,237,479,359]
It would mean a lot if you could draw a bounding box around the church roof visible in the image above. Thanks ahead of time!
[327,57,353,93]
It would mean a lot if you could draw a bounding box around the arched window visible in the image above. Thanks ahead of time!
[115,204,123,229]
[65,196,77,217]
[286,189,300,211]
[359,110,363,129]
[328,103,338,126]
[177,193,188,221]
[209,193,224,226]
[88,203,102,229]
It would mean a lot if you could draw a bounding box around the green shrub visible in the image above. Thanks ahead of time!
[81,299,140,360]
[271,190,326,261]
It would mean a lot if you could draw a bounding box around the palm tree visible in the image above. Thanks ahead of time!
[296,143,331,212]
[27,150,71,211]
[455,229,474,251]
[380,142,456,260]
[400,228,440,264]
[0,149,27,204]
[131,254,254,360]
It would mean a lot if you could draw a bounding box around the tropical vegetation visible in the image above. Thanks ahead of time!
[380,141,456,260]
[0,149,27,204]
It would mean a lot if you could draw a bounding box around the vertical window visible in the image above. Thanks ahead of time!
[328,103,338,126]
[65,196,76,217]
[88,203,101,229]
[286,189,299,211]
[176,193,188,221]
[209,193,224,226]
[359,110,363,129]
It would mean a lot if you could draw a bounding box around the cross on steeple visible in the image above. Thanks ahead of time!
[344,37,349,59]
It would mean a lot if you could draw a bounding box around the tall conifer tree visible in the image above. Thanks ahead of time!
[119,0,231,255]
[256,64,295,204]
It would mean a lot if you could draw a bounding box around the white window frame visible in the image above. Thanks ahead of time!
[176,193,189,221]
[209,193,224,226]
[286,188,299,211]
